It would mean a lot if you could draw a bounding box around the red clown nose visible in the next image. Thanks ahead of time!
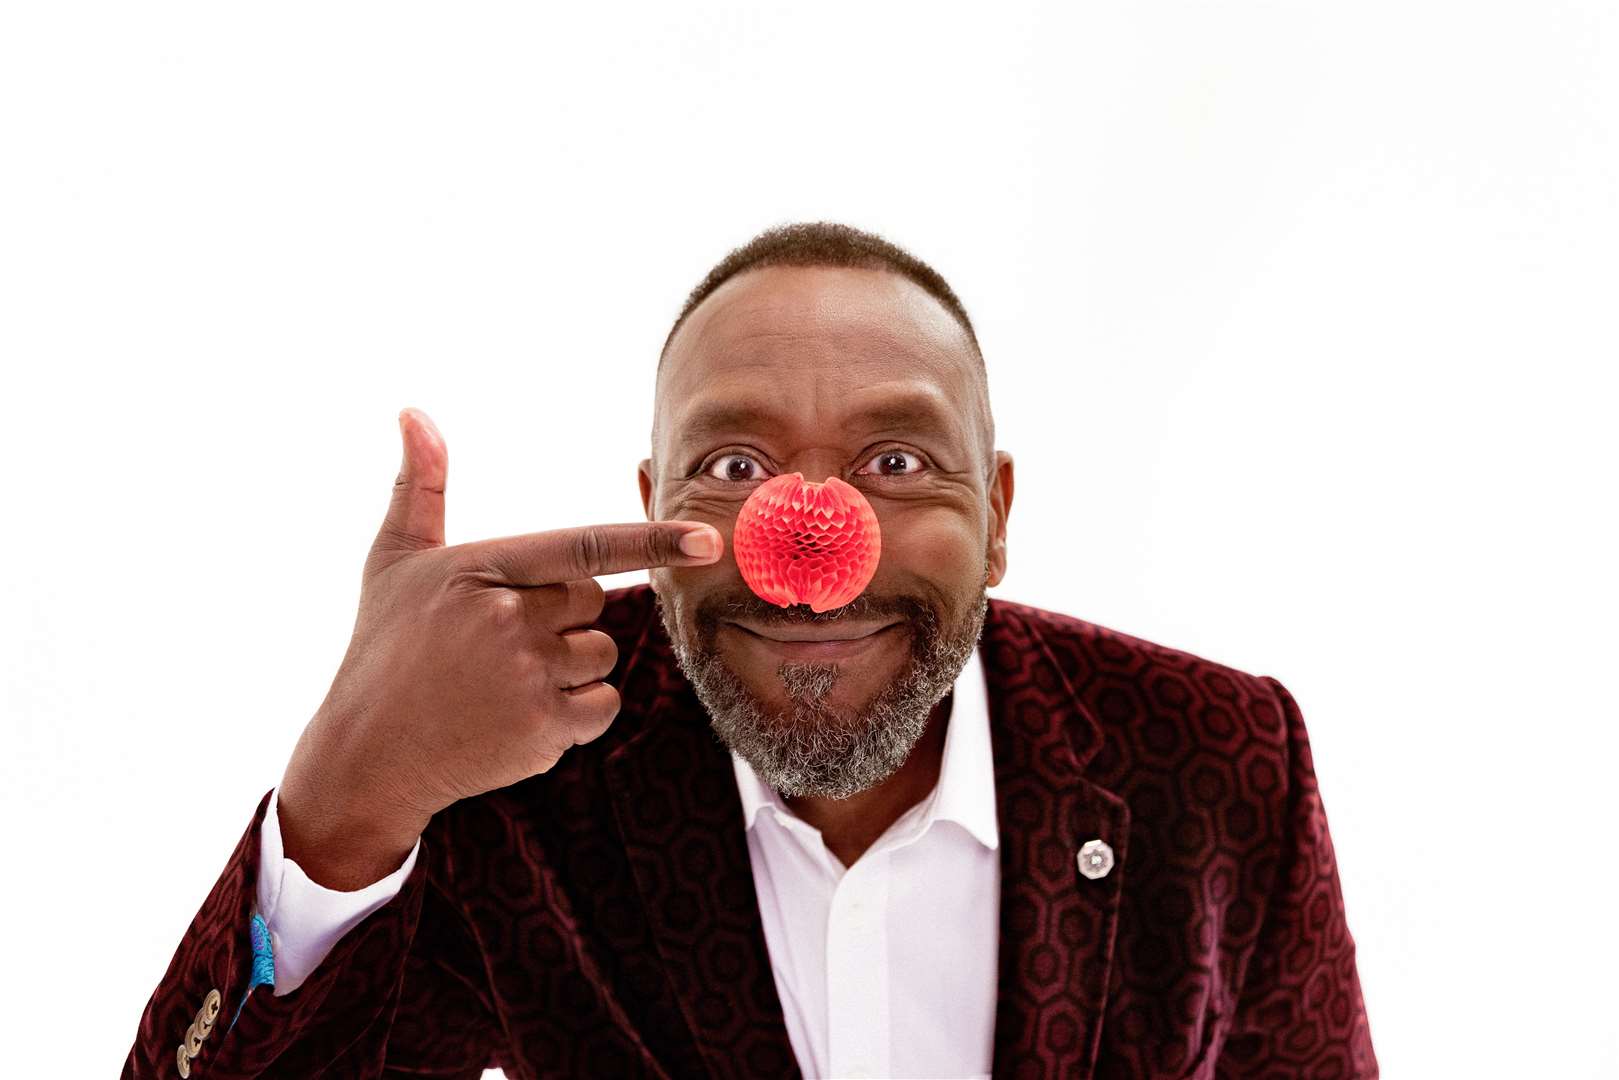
[732,472,881,612]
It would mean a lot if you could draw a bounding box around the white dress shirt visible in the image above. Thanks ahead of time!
[256,645,1001,1080]
[730,644,1001,1079]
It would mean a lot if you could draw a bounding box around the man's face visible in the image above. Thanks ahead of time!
[639,265,1013,799]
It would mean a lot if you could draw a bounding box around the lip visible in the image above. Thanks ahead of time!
[725,619,903,660]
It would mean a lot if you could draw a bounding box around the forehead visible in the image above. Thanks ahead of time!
[656,265,980,448]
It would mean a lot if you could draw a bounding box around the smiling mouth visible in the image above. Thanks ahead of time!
[724,619,904,658]
[727,618,901,643]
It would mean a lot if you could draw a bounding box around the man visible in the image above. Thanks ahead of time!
[124,222,1377,1078]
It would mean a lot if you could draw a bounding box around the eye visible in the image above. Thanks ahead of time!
[857,448,927,477]
[704,452,774,483]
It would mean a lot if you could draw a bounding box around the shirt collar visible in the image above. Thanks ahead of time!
[729,643,1000,852]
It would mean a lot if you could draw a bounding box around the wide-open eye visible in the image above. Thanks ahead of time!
[856,448,927,477]
[705,452,773,482]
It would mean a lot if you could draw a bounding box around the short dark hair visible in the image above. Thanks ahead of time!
[658,221,984,369]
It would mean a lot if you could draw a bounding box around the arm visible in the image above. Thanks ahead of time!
[1215,676,1379,1078]
[120,408,715,1077]
[121,788,503,1079]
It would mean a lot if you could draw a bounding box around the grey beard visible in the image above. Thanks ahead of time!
[656,588,989,800]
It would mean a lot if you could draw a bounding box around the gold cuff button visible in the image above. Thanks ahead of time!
[177,987,223,1075]
[202,988,222,1025]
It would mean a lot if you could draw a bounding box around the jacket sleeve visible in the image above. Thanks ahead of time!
[257,785,420,996]
[1215,676,1379,1079]
[122,788,506,1079]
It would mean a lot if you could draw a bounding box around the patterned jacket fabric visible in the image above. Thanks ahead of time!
[123,584,1378,1078]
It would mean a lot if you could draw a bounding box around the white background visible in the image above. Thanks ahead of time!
[3,3,1615,1076]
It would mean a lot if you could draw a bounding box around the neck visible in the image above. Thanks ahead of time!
[780,690,954,869]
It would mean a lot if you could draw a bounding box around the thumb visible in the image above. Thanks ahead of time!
[374,406,448,554]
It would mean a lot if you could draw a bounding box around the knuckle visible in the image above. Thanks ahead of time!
[513,641,544,681]
[490,590,525,628]
[573,687,620,743]
[575,577,606,620]
[550,628,616,686]
[535,676,568,715]
[579,628,618,670]
[570,529,610,577]
[528,636,563,683]
[631,530,663,568]
[522,582,568,622]
[638,527,675,566]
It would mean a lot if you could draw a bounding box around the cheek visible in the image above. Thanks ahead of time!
[650,555,737,601]
[883,511,982,589]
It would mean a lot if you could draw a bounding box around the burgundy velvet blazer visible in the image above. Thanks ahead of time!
[125,585,1377,1078]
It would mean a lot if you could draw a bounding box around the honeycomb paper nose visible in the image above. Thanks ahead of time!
[732,473,882,612]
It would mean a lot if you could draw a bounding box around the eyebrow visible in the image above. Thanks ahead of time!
[676,392,963,450]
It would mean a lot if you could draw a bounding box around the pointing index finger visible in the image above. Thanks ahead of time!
[462,521,724,585]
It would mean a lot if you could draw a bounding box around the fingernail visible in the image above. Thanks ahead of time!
[679,527,721,559]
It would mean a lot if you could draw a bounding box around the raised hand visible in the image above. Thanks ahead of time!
[275,408,722,888]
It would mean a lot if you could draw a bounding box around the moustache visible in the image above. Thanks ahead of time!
[696,590,934,631]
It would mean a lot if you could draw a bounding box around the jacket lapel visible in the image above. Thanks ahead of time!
[604,596,1127,1080]
[605,614,803,1080]
[981,602,1129,1079]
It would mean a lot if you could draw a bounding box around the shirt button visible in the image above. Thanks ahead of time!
[1077,838,1114,880]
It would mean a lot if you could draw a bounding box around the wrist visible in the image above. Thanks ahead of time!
[277,725,428,891]
[275,779,423,891]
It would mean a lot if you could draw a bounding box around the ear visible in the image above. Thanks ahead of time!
[985,450,1014,588]
[638,457,656,520]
